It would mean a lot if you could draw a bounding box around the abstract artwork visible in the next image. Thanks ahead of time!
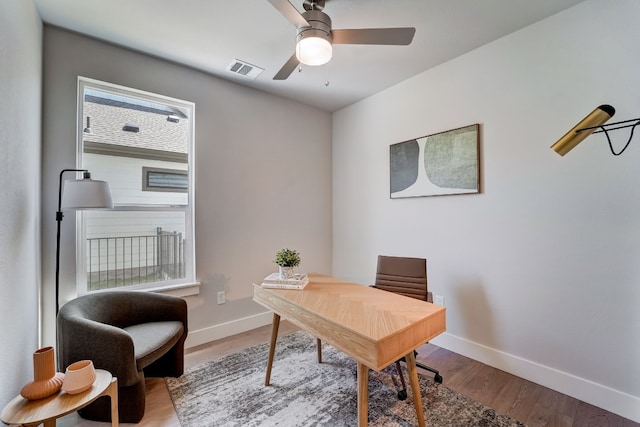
[390,124,480,198]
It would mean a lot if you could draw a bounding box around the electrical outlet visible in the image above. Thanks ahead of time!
[217,291,226,305]
[434,295,445,306]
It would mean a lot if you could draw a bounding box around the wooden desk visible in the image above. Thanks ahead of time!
[253,273,446,427]
[1,370,118,427]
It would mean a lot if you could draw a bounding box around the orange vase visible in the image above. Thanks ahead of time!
[20,346,65,400]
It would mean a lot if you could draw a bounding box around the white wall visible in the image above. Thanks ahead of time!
[41,27,332,349]
[0,0,42,409]
[332,0,639,422]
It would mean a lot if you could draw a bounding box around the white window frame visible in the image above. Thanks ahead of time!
[75,76,198,296]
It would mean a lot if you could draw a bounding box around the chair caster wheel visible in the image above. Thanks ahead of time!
[434,374,443,384]
[397,390,407,400]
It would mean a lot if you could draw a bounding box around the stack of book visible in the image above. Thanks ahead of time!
[261,272,309,290]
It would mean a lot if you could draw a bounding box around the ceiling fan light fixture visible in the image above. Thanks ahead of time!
[269,0,415,80]
[296,29,332,66]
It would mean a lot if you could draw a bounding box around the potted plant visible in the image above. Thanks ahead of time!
[274,248,301,279]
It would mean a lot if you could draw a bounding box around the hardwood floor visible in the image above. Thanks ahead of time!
[416,343,638,427]
[59,321,638,426]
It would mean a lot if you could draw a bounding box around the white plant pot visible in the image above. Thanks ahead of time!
[279,266,294,279]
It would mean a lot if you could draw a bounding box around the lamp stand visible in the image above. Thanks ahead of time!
[55,169,88,314]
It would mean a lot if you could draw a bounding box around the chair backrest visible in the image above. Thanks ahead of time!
[58,291,187,329]
[374,255,432,302]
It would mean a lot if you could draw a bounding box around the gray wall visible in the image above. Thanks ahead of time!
[41,26,332,347]
[0,0,43,408]
[332,0,639,421]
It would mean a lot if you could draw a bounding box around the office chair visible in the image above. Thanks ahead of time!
[374,255,443,400]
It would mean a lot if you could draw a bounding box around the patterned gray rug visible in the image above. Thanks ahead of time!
[166,331,525,426]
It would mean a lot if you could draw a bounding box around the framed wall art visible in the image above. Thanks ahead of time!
[390,124,480,198]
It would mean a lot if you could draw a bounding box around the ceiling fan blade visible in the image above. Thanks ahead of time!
[332,28,416,45]
[273,53,300,80]
[267,0,309,28]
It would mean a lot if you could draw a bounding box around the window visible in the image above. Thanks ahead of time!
[76,77,196,294]
[142,167,188,193]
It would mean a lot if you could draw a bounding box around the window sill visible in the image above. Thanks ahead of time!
[149,282,201,297]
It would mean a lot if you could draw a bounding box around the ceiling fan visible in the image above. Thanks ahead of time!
[267,0,416,80]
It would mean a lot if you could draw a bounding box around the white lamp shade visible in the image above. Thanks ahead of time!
[61,179,113,210]
[296,36,332,66]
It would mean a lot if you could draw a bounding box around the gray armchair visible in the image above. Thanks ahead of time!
[57,291,188,423]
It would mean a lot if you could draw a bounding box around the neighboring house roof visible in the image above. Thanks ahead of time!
[83,93,189,158]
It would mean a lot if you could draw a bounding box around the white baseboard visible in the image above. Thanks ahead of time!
[430,333,640,423]
[185,311,273,349]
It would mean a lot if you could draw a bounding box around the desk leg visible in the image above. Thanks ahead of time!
[317,338,322,363]
[357,362,369,427]
[406,351,426,427]
[265,313,281,386]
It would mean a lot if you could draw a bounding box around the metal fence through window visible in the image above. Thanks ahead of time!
[87,227,184,290]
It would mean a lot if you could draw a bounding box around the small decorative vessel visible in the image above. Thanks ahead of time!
[20,346,65,400]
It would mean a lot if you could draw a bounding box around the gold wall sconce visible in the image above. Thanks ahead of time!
[551,104,640,156]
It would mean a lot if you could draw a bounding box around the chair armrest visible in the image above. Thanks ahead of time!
[57,315,142,387]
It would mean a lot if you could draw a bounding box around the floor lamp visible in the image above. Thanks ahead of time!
[56,169,113,313]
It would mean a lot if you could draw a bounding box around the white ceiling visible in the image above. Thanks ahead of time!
[34,0,585,112]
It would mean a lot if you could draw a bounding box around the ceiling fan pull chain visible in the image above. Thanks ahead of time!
[324,63,330,87]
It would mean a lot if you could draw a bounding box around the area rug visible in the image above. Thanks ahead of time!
[166,331,525,427]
